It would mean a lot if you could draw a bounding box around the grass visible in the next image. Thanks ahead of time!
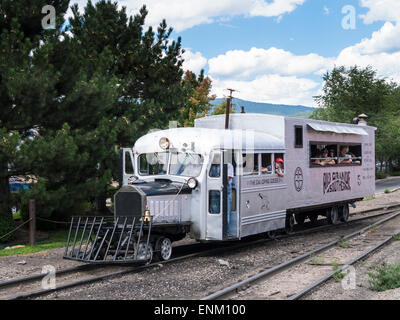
[333,269,346,282]
[0,229,72,257]
[368,261,400,291]
[384,189,391,194]
[309,253,325,265]
[12,211,21,221]
[331,258,345,282]
[363,196,375,201]
[338,239,350,248]
[393,234,400,241]
[331,257,341,270]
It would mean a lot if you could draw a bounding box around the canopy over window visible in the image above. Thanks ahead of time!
[307,123,368,136]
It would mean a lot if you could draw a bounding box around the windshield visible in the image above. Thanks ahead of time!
[169,152,203,177]
[138,152,203,177]
[139,152,168,176]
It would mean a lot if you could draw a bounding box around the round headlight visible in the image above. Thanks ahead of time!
[187,177,198,189]
[159,137,170,150]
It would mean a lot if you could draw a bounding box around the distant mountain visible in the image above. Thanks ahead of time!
[210,98,314,118]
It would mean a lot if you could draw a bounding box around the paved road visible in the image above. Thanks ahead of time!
[376,176,400,193]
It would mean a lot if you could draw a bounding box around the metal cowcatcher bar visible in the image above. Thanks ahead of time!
[63,215,153,264]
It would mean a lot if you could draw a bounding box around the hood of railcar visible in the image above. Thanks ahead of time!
[114,180,193,223]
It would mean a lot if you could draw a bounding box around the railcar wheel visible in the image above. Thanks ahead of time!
[137,242,153,263]
[285,214,295,234]
[340,204,350,222]
[327,206,339,225]
[308,214,318,224]
[295,213,306,226]
[266,230,277,239]
[155,237,173,261]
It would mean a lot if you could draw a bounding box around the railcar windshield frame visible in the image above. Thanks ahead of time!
[138,151,204,178]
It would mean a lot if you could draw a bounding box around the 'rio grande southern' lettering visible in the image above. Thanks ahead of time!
[323,172,351,194]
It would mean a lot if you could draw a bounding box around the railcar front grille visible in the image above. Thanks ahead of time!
[114,186,144,219]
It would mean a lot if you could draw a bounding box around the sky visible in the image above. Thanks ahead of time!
[70,0,400,107]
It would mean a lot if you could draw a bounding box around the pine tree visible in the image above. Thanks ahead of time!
[1,0,190,228]
[0,1,70,230]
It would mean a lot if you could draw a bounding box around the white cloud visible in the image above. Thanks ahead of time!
[182,50,208,74]
[67,0,306,32]
[211,74,320,106]
[335,22,400,82]
[323,6,329,15]
[360,0,400,24]
[208,47,334,79]
[350,22,400,54]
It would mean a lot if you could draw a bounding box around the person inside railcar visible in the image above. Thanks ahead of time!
[317,149,336,166]
[338,146,361,165]
[329,148,337,164]
[311,149,322,165]
[274,158,284,177]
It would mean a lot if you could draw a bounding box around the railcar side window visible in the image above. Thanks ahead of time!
[209,190,221,214]
[310,143,362,167]
[242,153,259,175]
[295,126,303,148]
[261,153,272,175]
[125,151,134,174]
[209,153,221,178]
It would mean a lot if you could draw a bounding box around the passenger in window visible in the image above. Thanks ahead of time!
[312,150,322,165]
[261,167,269,174]
[261,158,284,176]
[275,158,285,177]
[329,149,337,164]
[317,149,336,166]
[338,146,360,165]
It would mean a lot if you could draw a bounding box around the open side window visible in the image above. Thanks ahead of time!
[310,143,362,167]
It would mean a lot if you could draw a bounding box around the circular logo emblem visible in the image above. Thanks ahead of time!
[294,167,304,192]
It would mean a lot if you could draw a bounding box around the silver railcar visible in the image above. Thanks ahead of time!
[64,114,376,263]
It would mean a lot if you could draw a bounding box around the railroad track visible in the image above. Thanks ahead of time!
[202,210,400,300]
[1,204,399,300]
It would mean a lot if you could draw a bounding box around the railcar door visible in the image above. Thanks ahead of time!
[206,150,225,240]
[120,148,135,186]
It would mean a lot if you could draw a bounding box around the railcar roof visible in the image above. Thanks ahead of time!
[134,127,285,154]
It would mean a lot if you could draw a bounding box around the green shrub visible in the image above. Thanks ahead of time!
[363,196,375,201]
[333,269,346,282]
[391,171,400,177]
[376,172,388,180]
[19,180,93,230]
[368,262,400,291]
[0,213,16,243]
[384,189,391,194]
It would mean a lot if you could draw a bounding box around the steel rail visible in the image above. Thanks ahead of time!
[201,211,400,300]
[288,231,400,300]
[2,205,399,300]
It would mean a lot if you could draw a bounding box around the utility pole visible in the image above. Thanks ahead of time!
[29,199,36,246]
[225,88,236,129]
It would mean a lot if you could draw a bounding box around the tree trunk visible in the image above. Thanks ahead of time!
[390,159,394,174]
[0,173,11,218]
